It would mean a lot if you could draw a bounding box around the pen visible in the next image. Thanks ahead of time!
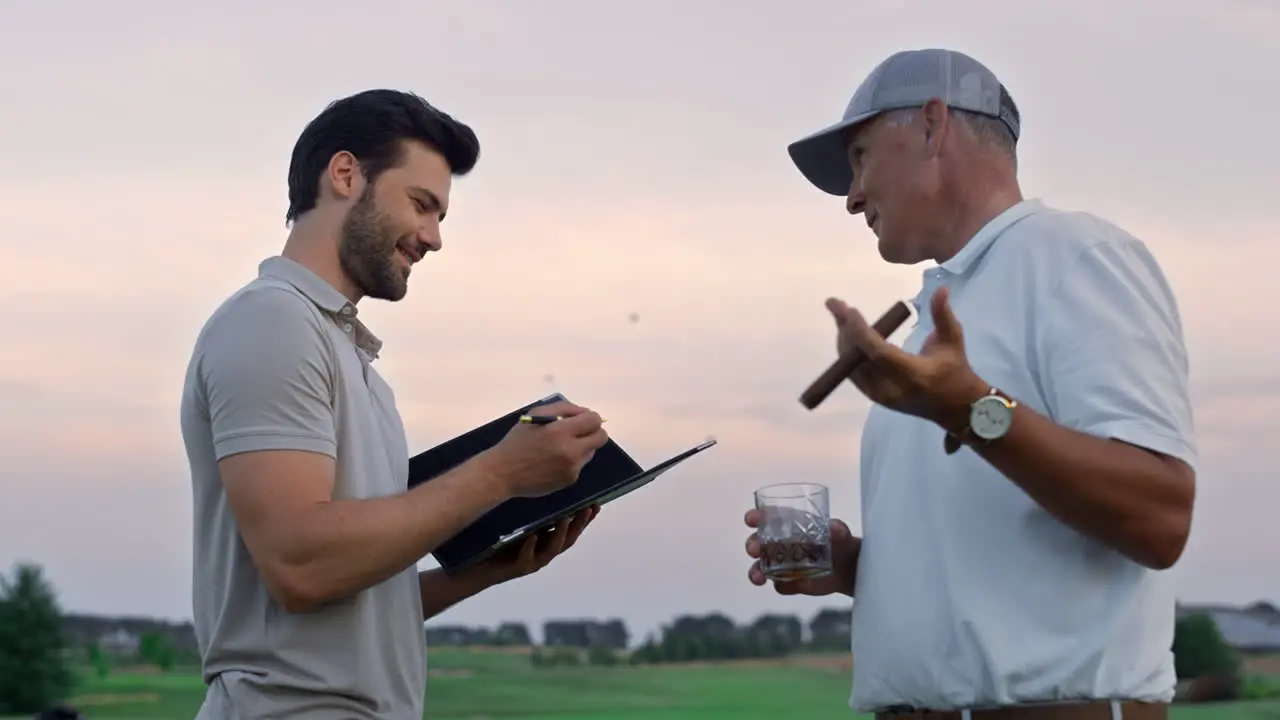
[518,414,607,425]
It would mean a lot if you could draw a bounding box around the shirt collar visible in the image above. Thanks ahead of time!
[934,198,1044,279]
[258,256,383,359]
[909,199,1044,317]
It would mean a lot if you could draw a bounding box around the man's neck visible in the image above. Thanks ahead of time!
[281,217,363,304]
[931,171,1023,264]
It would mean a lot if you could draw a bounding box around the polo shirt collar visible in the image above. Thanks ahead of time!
[910,199,1044,317]
[935,198,1044,279]
[259,256,351,313]
[258,255,384,359]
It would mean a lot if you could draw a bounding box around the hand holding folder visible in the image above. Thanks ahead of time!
[410,393,717,575]
[471,504,600,583]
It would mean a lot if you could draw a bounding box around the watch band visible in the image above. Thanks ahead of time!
[943,387,1017,455]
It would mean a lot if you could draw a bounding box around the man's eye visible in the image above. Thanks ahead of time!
[413,199,428,213]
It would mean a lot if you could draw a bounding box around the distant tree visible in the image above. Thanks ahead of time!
[593,619,629,650]
[544,620,595,648]
[808,607,852,652]
[748,613,803,657]
[0,563,76,715]
[87,643,110,679]
[628,635,662,665]
[541,619,630,650]
[494,622,532,646]
[138,631,176,671]
[1173,613,1241,681]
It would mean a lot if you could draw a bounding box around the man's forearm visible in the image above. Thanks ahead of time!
[270,453,512,611]
[419,567,496,621]
[951,399,1194,570]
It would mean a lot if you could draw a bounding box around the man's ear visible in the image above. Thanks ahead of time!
[324,151,362,201]
[920,98,949,156]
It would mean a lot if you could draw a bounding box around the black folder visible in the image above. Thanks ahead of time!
[409,393,717,575]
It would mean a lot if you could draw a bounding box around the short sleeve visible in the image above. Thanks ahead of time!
[1034,238,1197,470]
[198,286,338,461]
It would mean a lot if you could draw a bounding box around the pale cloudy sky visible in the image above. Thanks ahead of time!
[0,0,1276,642]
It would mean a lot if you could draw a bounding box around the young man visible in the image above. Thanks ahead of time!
[180,89,608,720]
[745,49,1195,719]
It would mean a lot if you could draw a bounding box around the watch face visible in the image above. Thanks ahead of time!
[970,396,1013,440]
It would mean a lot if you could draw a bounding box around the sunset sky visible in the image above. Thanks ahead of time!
[1,0,1276,641]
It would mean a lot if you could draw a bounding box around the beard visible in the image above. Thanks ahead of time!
[337,186,410,302]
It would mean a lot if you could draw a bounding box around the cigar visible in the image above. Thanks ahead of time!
[799,300,913,410]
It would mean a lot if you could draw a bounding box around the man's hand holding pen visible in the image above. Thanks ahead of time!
[479,400,609,499]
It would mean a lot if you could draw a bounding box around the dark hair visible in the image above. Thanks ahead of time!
[285,89,480,224]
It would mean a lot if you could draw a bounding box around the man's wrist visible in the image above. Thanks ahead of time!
[460,563,507,592]
[932,371,990,436]
[470,449,519,505]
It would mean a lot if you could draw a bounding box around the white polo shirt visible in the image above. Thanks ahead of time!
[848,199,1197,712]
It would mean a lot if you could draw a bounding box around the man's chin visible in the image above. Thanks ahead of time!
[876,235,905,264]
[876,235,923,266]
[364,280,410,303]
[378,288,410,302]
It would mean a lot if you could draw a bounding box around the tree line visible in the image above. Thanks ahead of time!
[427,607,853,667]
[0,561,1263,715]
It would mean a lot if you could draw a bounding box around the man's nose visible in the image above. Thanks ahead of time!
[846,183,866,216]
[419,225,443,252]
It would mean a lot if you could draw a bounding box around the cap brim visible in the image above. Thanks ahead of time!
[786,111,878,196]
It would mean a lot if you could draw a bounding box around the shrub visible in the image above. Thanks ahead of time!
[529,646,584,668]
[1240,673,1280,701]
[139,631,176,671]
[1173,613,1242,702]
[586,645,618,666]
[1173,614,1241,680]
[87,644,110,679]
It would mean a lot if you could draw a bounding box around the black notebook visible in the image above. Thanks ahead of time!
[408,393,717,575]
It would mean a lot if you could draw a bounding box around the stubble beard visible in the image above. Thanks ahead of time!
[337,187,409,302]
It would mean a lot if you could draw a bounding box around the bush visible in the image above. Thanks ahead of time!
[551,647,582,666]
[139,631,176,671]
[586,645,619,666]
[87,644,110,679]
[1173,613,1243,703]
[1240,673,1280,701]
[629,641,659,665]
[1173,614,1241,680]
[529,646,584,668]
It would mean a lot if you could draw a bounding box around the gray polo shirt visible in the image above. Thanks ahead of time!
[180,256,425,719]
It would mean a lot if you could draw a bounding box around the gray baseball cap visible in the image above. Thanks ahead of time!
[787,48,1021,196]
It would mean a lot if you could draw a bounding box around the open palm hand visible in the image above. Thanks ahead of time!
[828,286,987,429]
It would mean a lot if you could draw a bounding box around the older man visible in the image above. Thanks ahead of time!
[744,49,1196,719]
[180,89,608,719]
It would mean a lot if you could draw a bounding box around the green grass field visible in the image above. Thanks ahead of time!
[5,650,1279,719]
